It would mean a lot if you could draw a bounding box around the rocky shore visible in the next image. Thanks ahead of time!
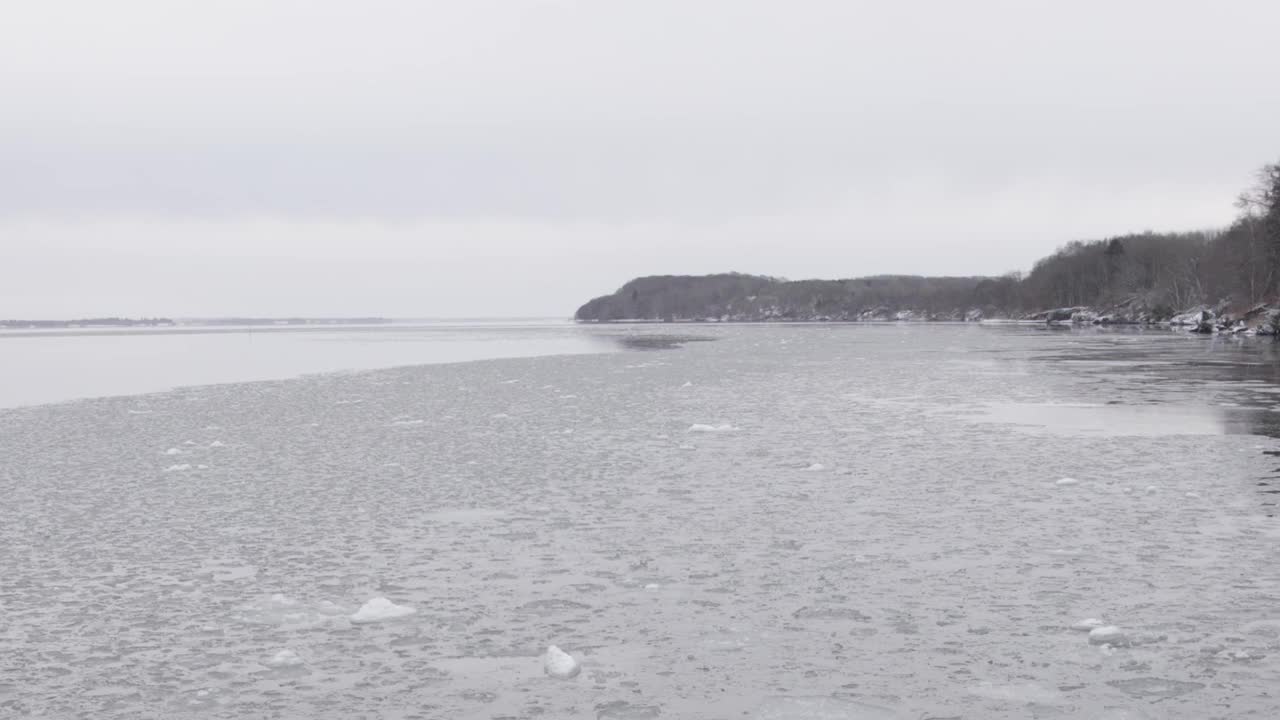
[579,299,1280,336]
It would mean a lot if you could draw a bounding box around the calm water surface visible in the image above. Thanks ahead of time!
[0,320,620,408]
[2,324,1280,719]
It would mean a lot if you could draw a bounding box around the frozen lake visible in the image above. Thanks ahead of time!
[3,324,1280,718]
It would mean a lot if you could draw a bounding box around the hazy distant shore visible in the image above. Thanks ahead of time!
[0,317,392,330]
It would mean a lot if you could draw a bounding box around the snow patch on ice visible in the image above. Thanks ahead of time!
[164,464,191,472]
[236,594,345,628]
[754,696,902,719]
[688,423,737,433]
[209,440,225,448]
[1072,618,1106,631]
[968,681,1064,704]
[804,463,826,472]
[350,597,416,624]
[1056,477,1079,486]
[164,448,182,456]
[423,508,508,523]
[265,649,304,668]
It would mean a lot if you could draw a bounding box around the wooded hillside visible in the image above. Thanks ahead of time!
[576,160,1280,322]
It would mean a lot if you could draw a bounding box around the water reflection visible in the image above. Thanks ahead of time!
[974,402,1233,437]
[981,328,1280,514]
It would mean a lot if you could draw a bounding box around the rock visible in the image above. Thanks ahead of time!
[543,645,581,679]
[1170,308,1215,331]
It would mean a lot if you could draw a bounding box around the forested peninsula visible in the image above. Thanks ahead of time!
[576,161,1280,334]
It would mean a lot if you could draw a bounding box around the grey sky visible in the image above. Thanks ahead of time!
[3,0,1278,317]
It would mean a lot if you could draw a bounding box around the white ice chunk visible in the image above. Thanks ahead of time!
[1072,618,1106,631]
[350,597,416,624]
[1145,485,1159,494]
[543,645,581,679]
[164,448,182,456]
[644,583,661,591]
[164,464,191,472]
[209,440,225,448]
[681,381,694,388]
[804,463,826,472]
[1088,626,1129,646]
[1056,477,1079,486]
[1185,491,1201,499]
[265,649,304,668]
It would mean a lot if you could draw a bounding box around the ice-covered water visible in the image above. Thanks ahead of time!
[3,324,1280,718]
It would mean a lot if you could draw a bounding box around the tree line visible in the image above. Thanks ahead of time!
[576,159,1280,322]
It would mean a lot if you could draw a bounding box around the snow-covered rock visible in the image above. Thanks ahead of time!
[543,645,580,679]
[1170,308,1215,333]
[349,597,416,624]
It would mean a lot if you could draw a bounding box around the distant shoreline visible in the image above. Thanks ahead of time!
[0,316,393,330]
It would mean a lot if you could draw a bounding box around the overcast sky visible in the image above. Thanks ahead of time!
[3,0,1278,318]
